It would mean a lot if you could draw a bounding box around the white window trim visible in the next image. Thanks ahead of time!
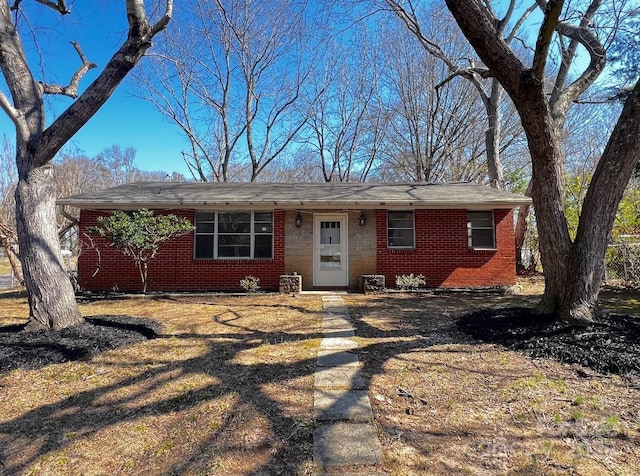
[194,211,273,260]
[467,210,496,250]
[387,210,415,249]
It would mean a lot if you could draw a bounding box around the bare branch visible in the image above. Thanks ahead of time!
[38,42,97,98]
[550,0,606,121]
[35,0,71,14]
[151,0,173,35]
[435,67,493,90]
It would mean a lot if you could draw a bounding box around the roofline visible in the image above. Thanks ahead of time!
[57,199,532,210]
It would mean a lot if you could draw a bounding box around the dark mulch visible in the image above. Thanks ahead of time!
[0,316,161,373]
[458,307,640,377]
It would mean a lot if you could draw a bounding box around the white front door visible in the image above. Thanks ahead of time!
[313,214,349,287]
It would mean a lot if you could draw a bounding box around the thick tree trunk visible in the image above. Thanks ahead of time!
[556,79,640,324]
[443,0,635,326]
[16,161,83,330]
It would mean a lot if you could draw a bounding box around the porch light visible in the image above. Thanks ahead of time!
[295,212,302,228]
[359,212,366,226]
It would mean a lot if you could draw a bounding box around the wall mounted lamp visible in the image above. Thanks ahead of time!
[359,212,366,226]
[295,212,302,228]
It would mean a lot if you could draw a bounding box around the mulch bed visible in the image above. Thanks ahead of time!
[0,315,161,373]
[458,307,640,377]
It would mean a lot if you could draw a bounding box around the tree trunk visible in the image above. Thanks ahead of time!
[514,181,533,272]
[485,79,504,190]
[16,161,83,330]
[554,79,640,324]
[514,203,531,272]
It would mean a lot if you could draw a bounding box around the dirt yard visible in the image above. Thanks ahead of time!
[0,280,638,475]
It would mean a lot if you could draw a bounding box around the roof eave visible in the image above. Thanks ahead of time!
[57,198,532,210]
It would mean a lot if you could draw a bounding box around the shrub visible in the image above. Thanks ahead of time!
[395,273,426,290]
[240,275,261,293]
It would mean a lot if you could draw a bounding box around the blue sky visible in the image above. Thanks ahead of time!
[1,2,191,176]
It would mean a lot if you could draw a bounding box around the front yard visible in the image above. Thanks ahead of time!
[0,283,638,475]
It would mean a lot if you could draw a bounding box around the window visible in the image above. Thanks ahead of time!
[467,211,495,249]
[195,211,273,259]
[388,211,414,248]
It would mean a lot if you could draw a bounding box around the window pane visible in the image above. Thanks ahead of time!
[468,211,493,228]
[472,229,495,248]
[218,212,251,234]
[255,223,273,234]
[196,222,214,233]
[254,235,273,258]
[218,235,251,247]
[388,211,414,248]
[218,245,251,257]
[195,236,214,258]
[388,229,414,247]
[388,218,413,229]
[196,212,215,222]
[254,212,273,222]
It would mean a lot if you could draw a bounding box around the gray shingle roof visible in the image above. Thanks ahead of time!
[57,181,532,210]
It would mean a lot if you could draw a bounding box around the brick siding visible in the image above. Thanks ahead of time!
[376,209,516,288]
[77,209,286,292]
[77,207,516,292]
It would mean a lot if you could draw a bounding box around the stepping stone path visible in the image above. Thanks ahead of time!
[313,295,383,473]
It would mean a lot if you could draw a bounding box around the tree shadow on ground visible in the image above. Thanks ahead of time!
[0,302,325,475]
[458,307,640,377]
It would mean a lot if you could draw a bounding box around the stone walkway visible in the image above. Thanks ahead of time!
[313,295,383,473]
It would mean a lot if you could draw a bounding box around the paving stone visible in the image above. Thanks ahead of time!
[322,318,353,330]
[314,390,374,422]
[322,329,356,338]
[314,367,367,389]
[313,422,383,467]
[320,337,358,350]
[317,350,359,368]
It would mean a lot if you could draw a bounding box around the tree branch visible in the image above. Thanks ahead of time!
[531,0,564,79]
[38,42,97,98]
[550,1,606,120]
[37,0,173,163]
[35,0,71,14]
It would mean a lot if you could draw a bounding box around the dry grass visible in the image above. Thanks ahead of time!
[344,288,640,475]
[1,280,639,475]
[0,293,324,475]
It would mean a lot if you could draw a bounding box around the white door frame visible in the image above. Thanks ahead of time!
[313,213,349,287]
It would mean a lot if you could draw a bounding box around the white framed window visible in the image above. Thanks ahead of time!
[195,211,273,259]
[387,210,415,248]
[467,211,495,249]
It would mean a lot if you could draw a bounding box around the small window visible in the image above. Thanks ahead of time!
[467,211,495,249]
[195,211,273,259]
[388,211,414,248]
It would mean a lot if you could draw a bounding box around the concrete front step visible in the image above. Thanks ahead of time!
[314,366,367,389]
[314,389,374,422]
[314,422,383,467]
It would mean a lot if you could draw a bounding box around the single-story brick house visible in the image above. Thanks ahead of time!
[58,181,531,293]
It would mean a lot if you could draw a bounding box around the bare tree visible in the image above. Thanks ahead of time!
[137,0,315,182]
[375,23,493,183]
[301,28,386,182]
[445,0,639,324]
[0,1,173,330]
[384,0,536,190]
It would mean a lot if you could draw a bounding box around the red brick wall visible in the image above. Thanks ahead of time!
[77,209,286,292]
[375,209,516,288]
